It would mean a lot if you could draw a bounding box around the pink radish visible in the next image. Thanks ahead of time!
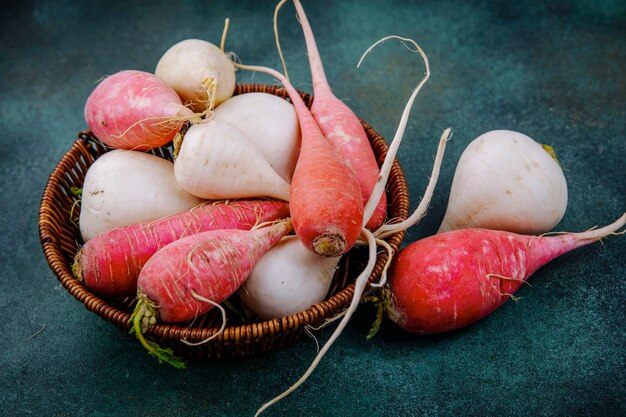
[384,213,626,334]
[73,199,289,298]
[131,218,293,367]
[276,0,387,230]
[84,70,195,150]
[233,63,363,258]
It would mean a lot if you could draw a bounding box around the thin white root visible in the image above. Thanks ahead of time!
[220,18,230,52]
[181,290,226,346]
[369,238,394,287]
[358,35,431,226]
[572,213,626,241]
[274,0,290,80]
[254,228,378,417]
[375,128,451,239]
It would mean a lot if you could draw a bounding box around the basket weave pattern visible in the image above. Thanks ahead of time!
[38,84,409,360]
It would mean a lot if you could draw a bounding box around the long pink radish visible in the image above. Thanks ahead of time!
[73,199,289,297]
[384,213,626,334]
[130,218,293,367]
[282,0,387,230]
[84,70,195,150]
[234,62,363,258]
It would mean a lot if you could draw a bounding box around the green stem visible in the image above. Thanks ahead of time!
[130,292,186,369]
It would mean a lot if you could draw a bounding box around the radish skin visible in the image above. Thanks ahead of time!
[174,118,292,201]
[239,236,339,319]
[234,62,363,257]
[155,39,236,112]
[439,130,568,234]
[131,219,293,366]
[384,213,626,334]
[74,199,289,297]
[213,93,301,182]
[84,70,194,150]
[79,149,203,242]
[286,0,387,230]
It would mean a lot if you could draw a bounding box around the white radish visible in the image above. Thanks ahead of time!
[439,129,568,234]
[79,150,203,241]
[239,236,339,319]
[174,118,291,201]
[213,93,300,182]
[155,39,236,113]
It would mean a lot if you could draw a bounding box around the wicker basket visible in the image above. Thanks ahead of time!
[38,83,409,360]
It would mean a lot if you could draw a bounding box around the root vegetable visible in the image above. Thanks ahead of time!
[213,92,300,182]
[280,0,387,229]
[174,118,292,201]
[79,149,202,242]
[73,199,289,297]
[384,213,626,334]
[155,38,236,112]
[439,130,568,234]
[238,236,340,319]
[131,218,293,366]
[84,70,194,150]
[233,63,363,258]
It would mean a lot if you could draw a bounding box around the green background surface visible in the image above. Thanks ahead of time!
[1,0,625,416]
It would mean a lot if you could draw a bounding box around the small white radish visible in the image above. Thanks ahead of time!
[213,93,300,182]
[239,236,339,319]
[79,150,203,241]
[174,118,291,201]
[439,130,568,234]
[155,39,236,112]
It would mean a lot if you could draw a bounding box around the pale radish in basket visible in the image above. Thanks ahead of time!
[213,92,300,182]
[174,118,292,201]
[155,37,236,113]
[79,149,202,242]
[130,218,293,368]
[383,214,626,334]
[438,130,568,234]
[84,70,197,150]
[73,199,289,298]
[275,0,387,230]
[239,235,340,319]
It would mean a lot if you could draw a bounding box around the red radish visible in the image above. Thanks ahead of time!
[130,218,293,366]
[279,0,387,230]
[73,200,289,298]
[234,62,363,257]
[383,213,626,334]
[84,70,195,150]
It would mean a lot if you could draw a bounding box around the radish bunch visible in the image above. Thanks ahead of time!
[70,2,624,416]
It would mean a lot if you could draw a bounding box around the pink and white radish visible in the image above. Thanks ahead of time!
[384,214,626,334]
[73,199,289,297]
[84,70,195,150]
[174,118,291,201]
[130,218,293,367]
[238,236,340,319]
[213,92,300,182]
[439,130,568,234]
[155,38,236,112]
[79,149,202,241]
[232,62,364,258]
[277,0,387,230]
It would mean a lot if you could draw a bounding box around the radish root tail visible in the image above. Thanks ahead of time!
[274,0,290,80]
[181,290,227,346]
[255,228,378,416]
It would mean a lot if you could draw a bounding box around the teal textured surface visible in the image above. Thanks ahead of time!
[2,0,625,416]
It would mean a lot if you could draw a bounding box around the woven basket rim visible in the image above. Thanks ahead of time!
[38,83,409,357]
